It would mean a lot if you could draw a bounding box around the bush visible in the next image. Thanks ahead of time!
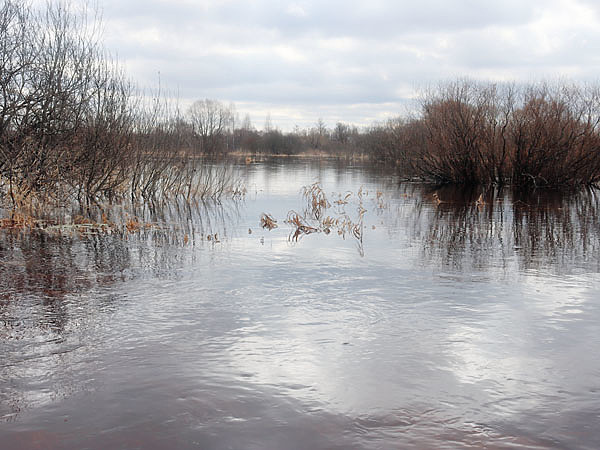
[380,80,600,188]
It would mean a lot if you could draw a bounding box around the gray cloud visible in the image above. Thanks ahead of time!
[93,0,600,129]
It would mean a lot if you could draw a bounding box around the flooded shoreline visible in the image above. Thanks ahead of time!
[2,158,600,449]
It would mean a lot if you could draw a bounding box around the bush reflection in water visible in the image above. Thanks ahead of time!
[400,185,600,274]
[0,198,240,421]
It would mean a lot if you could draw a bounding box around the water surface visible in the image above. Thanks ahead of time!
[1,158,600,449]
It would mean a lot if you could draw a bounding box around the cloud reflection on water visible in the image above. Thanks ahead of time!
[1,159,600,448]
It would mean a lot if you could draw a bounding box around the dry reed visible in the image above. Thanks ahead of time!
[260,213,278,230]
[259,182,368,254]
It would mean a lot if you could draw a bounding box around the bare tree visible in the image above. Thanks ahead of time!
[263,113,272,132]
[187,99,232,155]
[333,122,350,144]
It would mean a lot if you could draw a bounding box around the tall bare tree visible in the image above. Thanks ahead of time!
[187,99,232,155]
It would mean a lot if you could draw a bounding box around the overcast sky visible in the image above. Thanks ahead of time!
[92,0,600,130]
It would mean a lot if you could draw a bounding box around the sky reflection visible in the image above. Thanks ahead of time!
[1,159,600,448]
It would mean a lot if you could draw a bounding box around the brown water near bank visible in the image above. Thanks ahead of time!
[1,158,600,449]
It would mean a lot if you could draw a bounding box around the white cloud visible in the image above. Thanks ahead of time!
[285,3,308,18]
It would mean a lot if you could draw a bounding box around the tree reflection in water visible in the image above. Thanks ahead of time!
[0,198,240,422]
[384,184,600,275]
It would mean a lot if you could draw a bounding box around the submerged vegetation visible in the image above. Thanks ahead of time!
[261,182,372,255]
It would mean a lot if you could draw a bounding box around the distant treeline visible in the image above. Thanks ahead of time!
[225,79,600,188]
[180,83,600,188]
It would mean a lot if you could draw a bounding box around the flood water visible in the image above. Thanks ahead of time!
[1,158,600,449]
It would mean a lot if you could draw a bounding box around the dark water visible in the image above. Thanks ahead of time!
[1,158,600,449]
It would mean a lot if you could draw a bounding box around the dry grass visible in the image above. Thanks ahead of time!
[375,191,387,209]
[334,192,352,205]
[0,213,40,229]
[302,182,330,219]
[260,182,369,253]
[0,195,239,251]
[285,210,318,241]
[260,213,278,230]
[0,209,156,237]
[125,217,142,233]
[74,215,93,225]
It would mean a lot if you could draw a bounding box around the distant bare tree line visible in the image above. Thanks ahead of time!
[206,79,600,188]
[228,118,363,157]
